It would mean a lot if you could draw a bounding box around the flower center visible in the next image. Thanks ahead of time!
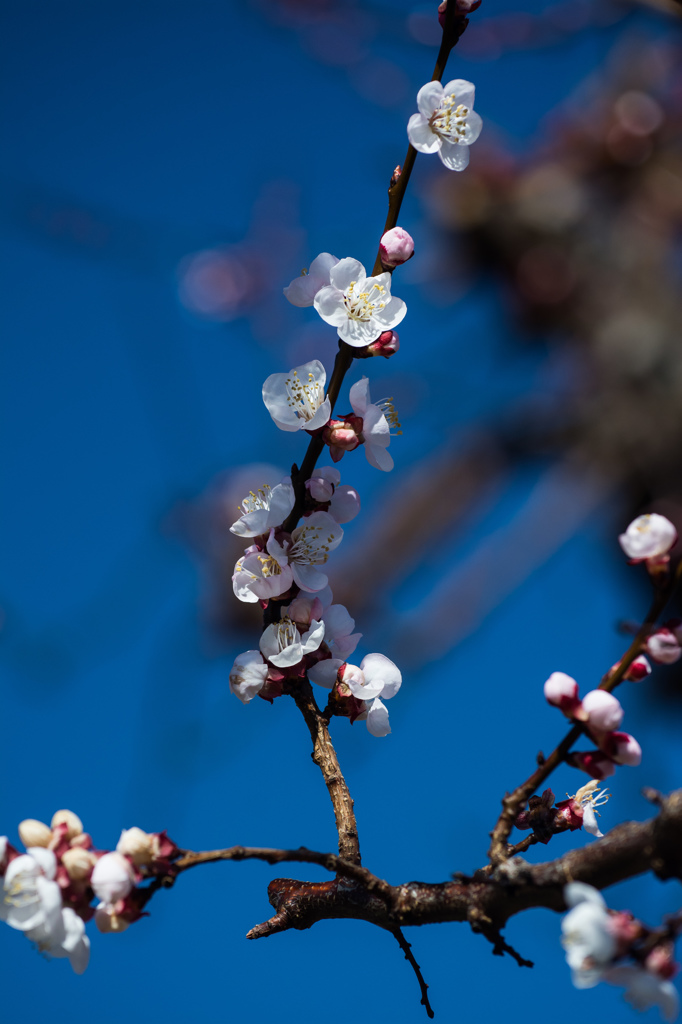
[256,554,282,578]
[285,369,324,423]
[275,617,298,650]
[429,94,470,142]
[239,484,272,515]
[4,875,39,909]
[376,397,403,435]
[290,524,335,564]
[344,280,387,322]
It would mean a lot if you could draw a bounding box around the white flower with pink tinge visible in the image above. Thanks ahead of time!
[619,514,677,562]
[314,257,406,348]
[259,617,325,668]
[573,780,610,838]
[263,360,331,433]
[351,377,399,472]
[284,253,339,307]
[306,466,360,524]
[230,477,295,538]
[229,650,269,704]
[91,852,135,909]
[407,79,482,171]
[232,539,294,604]
[286,586,362,660]
[561,883,617,989]
[309,653,402,737]
[604,966,679,1021]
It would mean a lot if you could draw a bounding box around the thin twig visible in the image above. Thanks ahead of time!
[488,564,682,865]
[391,928,435,1019]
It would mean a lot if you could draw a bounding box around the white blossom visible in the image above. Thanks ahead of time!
[573,780,610,838]
[309,653,401,737]
[286,586,362,660]
[229,650,269,704]
[306,466,361,524]
[232,538,295,603]
[561,883,617,989]
[284,252,339,307]
[619,514,677,562]
[604,966,679,1021]
[267,512,343,593]
[314,258,406,348]
[91,852,135,908]
[259,618,325,668]
[263,359,331,433]
[407,79,482,171]
[230,478,295,538]
[38,907,90,974]
[1,849,62,938]
[349,377,398,472]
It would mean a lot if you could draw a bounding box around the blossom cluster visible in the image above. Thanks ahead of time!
[562,883,679,1021]
[515,779,611,842]
[0,810,178,973]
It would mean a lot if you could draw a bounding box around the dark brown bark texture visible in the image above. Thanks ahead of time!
[235,790,682,943]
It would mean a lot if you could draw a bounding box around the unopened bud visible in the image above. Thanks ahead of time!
[50,810,83,840]
[390,166,402,187]
[117,827,154,867]
[645,944,678,980]
[61,846,97,882]
[568,750,617,780]
[18,819,52,849]
[70,832,93,849]
[379,227,414,268]
[621,655,652,681]
[91,852,135,906]
[602,730,642,767]
[438,0,482,28]
[582,690,623,735]
[646,629,682,665]
[543,672,586,719]
[366,331,400,359]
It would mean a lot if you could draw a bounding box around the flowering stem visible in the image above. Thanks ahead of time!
[290,679,362,864]
[488,563,682,866]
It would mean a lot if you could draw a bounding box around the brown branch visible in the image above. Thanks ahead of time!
[289,679,362,864]
[391,928,435,1019]
[487,565,682,865]
[240,788,682,941]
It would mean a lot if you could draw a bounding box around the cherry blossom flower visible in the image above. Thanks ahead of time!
[286,586,361,660]
[379,227,414,268]
[308,653,401,736]
[229,650,269,704]
[601,731,642,767]
[604,966,679,1021]
[305,467,360,523]
[39,906,90,974]
[326,377,399,472]
[407,79,482,171]
[230,478,295,538]
[619,513,677,562]
[263,360,331,433]
[1,848,62,937]
[259,617,325,669]
[646,629,682,665]
[556,780,610,838]
[313,258,406,347]
[91,852,135,908]
[232,539,294,603]
[561,883,617,989]
[284,253,339,307]
[266,512,344,593]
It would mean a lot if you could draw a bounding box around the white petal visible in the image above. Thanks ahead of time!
[582,805,603,838]
[337,318,388,348]
[231,508,270,537]
[283,275,319,308]
[267,478,296,524]
[365,444,394,472]
[366,698,391,737]
[301,619,326,653]
[407,113,440,154]
[293,562,328,592]
[329,485,360,524]
[347,674,384,700]
[308,252,340,281]
[362,652,402,698]
[269,642,303,668]
[363,404,390,447]
[462,110,483,145]
[329,257,366,293]
[262,371,305,431]
[372,295,407,330]
[259,624,280,659]
[323,604,355,640]
[26,847,57,881]
[314,285,349,327]
[308,658,343,688]
[349,377,371,417]
[564,883,606,909]
[438,140,470,172]
[332,632,362,659]
[417,80,445,117]
[305,397,332,431]
[316,466,340,485]
[442,78,476,110]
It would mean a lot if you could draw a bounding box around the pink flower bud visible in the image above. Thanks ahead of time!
[568,750,617,780]
[619,513,677,562]
[543,672,585,719]
[379,227,414,268]
[645,944,678,980]
[366,331,400,359]
[50,810,83,840]
[91,851,135,906]
[646,629,682,665]
[602,731,642,767]
[438,0,482,27]
[322,416,363,462]
[582,690,623,735]
[621,655,652,681]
